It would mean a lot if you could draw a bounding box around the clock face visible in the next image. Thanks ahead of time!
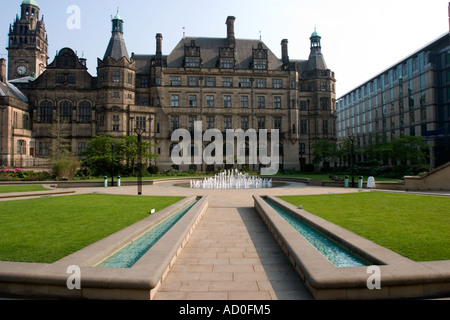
[17,66,27,76]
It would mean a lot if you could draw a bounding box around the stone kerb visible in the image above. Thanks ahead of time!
[253,195,450,300]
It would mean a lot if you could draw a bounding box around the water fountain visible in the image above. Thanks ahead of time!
[190,169,273,190]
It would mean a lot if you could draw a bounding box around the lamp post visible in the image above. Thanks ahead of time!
[135,127,146,195]
[349,134,355,188]
[111,142,115,187]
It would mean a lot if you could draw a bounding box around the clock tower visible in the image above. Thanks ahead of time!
[7,0,48,80]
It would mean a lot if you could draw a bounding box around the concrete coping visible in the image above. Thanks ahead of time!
[0,195,209,300]
[253,195,450,300]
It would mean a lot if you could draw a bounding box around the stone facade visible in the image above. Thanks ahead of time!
[2,1,337,173]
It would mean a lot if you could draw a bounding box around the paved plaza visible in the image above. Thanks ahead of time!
[1,180,449,300]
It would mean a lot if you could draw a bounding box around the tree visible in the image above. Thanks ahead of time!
[312,140,338,165]
[388,136,430,166]
[49,114,80,180]
[81,136,157,176]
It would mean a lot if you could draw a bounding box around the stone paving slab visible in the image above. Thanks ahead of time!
[154,205,313,300]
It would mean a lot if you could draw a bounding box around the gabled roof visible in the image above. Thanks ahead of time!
[166,37,284,70]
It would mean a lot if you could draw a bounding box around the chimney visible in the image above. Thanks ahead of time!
[281,39,289,63]
[0,59,6,84]
[226,16,236,46]
[156,33,163,57]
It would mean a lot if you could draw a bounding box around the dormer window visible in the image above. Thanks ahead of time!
[254,61,267,70]
[253,42,268,70]
[184,40,201,68]
[220,59,234,69]
[186,58,200,68]
[219,47,235,69]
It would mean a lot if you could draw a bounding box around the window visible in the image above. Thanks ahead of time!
[112,115,120,132]
[38,142,51,156]
[113,92,120,98]
[17,140,26,155]
[140,78,149,88]
[257,96,265,109]
[274,117,282,130]
[221,59,234,69]
[78,101,92,123]
[206,117,215,130]
[113,71,120,82]
[186,58,200,68]
[189,95,197,107]
[323,120,328,134]
[274,97,282,109]
[171,116,179,131]
[39,101,53,123]
[255,78,266,88]
[136,117,146,131]
[299,101,307,111]
[68,74,76,84]
[241,96,249,108]
[254,60,267,70]
[299,143,306,155]
[224,116,232,130]
[59,101,73,122]
[128,73,133,84]
[241,117,249,131]
[239,78,250,88]
[321,98,330,110]
[188,77,198,87]
[224,96,232,108]
[273,79,282,89]
[222,77,233,87]
[258,117,265,130]
[170,76,181,86]
[139,97,149,105]
[206,95,214,108]
[300,120,308,134]
[321,82,327,91]
[171,95,179,107]
[205,77,216,87]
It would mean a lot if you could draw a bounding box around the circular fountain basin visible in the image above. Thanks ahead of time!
[174,181,288,189]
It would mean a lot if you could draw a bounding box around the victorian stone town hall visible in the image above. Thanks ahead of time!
[1,0,337,172]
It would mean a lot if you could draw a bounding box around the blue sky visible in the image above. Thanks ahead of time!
[1,0,449,96]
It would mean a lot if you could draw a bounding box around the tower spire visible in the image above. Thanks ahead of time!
[103,9,129,61]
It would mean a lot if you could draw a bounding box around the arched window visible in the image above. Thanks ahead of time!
[59,101,73,122]
[39,100,53,123]
[78,101,92,123]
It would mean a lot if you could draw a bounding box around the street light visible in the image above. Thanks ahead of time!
[349,134,355,188]
[135,127,146,195]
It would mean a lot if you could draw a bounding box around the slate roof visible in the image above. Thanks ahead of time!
[0,81,28,103]
[104,31,130,61]
[165,37,284,70]
[307,51,328,71]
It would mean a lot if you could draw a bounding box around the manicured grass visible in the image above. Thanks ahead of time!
[0,194,185,263]
[278,192,450,262]
[0,185,50,194]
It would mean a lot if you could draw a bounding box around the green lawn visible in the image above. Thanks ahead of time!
[278,192,450,262]
[0,185,50,194]
[0,194,185,263]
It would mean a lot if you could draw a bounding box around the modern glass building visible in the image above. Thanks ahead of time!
[336,32,450,168]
